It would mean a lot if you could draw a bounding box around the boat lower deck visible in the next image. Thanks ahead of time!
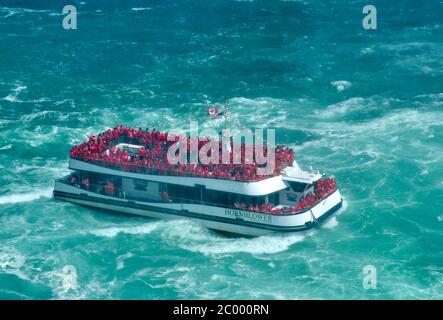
[53,181,343,236]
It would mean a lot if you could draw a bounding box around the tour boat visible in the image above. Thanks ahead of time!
[53,125,343,236]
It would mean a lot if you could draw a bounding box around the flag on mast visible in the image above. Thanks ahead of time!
[206,107,226,119]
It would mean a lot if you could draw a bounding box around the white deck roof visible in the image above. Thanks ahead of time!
[281,161,322,184]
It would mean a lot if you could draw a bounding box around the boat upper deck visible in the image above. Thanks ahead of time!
[69,125,295,183]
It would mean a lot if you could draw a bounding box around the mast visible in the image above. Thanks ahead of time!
[224,101,228,130]
[222,101,231,153]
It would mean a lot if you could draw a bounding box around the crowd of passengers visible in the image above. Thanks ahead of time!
[234,177,337,214]
[69,125,295,182]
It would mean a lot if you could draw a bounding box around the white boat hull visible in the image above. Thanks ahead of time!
[54,181,343,236]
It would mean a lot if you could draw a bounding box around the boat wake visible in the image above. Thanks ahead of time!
[162,220,306,255]
[322,216,338,229]
[0,189,52,205]
[87,222,160,238]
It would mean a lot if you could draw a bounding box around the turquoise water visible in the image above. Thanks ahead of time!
[1,0,443,299]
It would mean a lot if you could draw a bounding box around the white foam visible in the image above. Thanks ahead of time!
[337,199,349,216]
[193,234,305,255]
[413,93,443,108]
[19,110,56,122]
[12,160,70,179]
[163,220,305,255]
[89,222,159,238]
[331,80,352,92]
[60,265,78,291]
[322,216,338,229]
[131,7,151,11]
[361,47,374,55]
[0,7,52,18]
[0,248,28,280]
[421,66,433,74]
[12,83,25,93]
[2,83,27,102]
[3,94,17,102]
[0,144,12,150]
[316,95,401,120]
[44,265,79,299]
[0,7,52,15]
[21,125,59,147]
[0,119,11,127]
[319,97,365,117]
[414,93,443,99]
[153,266,192,278]
[116,252,134,270]
[0,188,52,205]
[225,96,290,127]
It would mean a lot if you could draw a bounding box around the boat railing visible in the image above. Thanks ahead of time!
[70,157,274,183]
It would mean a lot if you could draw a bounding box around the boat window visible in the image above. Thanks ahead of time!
[164,183,274,208]
[133,179,148,191]
[203,189,229,205]
[288,181,309,193]
[159,183,168,192]
[255,196,265,206]
[167,184,200,201]
[272,192,280,206]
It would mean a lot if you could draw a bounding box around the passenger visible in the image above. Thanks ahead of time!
[82,177,90,189]
[105,181,115,196]
[160,191,169,202]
